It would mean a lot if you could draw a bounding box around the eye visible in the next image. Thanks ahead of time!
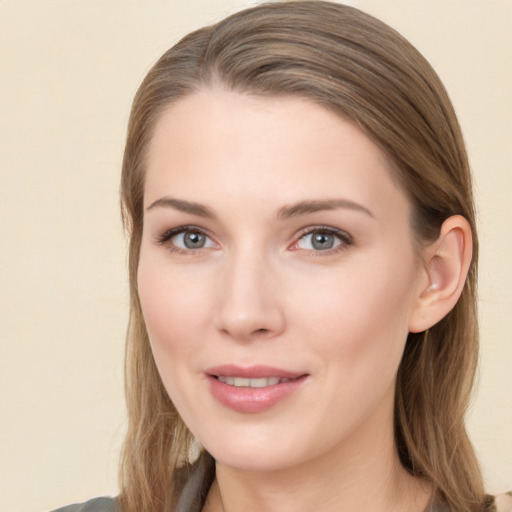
[156,227,217,252]
[173,230,211,249]
[297,231,340,250]
[292,227,352,252]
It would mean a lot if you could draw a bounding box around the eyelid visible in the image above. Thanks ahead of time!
[289,225,353,253]
[153,224,353,255]
[154,225,218,253]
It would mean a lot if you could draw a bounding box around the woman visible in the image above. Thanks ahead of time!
[54,2,511,511]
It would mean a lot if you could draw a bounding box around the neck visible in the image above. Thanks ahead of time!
[203,389,431,512]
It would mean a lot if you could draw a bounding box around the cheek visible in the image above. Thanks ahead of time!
[296,251,417,378]
[286,256,417,445]
[137,253,211,364]
[137,255,216,419]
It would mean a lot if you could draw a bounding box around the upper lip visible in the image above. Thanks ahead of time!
[205,364,307,379]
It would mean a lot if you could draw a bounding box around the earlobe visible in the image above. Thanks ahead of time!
[409,215,473,333]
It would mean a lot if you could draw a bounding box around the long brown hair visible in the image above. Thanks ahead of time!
[119,2,486,511]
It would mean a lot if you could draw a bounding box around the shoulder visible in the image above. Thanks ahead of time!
[495,491,512,512]
[50,497,119,512]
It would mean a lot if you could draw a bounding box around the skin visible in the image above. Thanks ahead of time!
[137,89,466,512]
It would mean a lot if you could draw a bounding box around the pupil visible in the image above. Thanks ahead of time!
[184,231,205,249]
[312,232,334,250]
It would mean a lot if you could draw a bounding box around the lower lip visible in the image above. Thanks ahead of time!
[207,375,308,413]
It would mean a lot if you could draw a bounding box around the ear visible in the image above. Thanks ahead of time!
[409,215,473,333]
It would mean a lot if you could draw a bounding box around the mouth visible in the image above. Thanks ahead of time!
[214,376,295,388]
[205,365,308,413]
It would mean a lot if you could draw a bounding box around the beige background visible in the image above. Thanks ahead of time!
[0,1,510,511]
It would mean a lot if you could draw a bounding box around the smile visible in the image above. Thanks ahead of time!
[216,376,292,387]
[206,366,308,413]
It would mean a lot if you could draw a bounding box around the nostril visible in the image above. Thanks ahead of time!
[252,328,272,338]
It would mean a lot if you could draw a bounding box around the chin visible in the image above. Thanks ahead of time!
[196,422,330,474]
[194,424,291,471]
[210,445,302,473]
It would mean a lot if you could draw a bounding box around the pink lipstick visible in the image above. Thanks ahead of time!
[205,365,308,413]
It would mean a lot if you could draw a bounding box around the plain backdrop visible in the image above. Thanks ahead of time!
[0,1,511,511]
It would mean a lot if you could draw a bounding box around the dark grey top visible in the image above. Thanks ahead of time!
[52,453,500,512]
[51,497,117,512]
[51,453,213,512]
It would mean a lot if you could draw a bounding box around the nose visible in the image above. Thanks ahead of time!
[214,248,286,342]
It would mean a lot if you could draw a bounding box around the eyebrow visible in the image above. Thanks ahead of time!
[277,198,374,219]
[145,197,216,218]
[145,196,374,220]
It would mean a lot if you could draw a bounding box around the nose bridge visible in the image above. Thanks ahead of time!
[215,242,284,341]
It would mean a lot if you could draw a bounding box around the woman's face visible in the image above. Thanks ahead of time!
[138,90,426,472]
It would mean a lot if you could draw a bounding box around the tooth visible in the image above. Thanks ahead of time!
[217,376,234,384]
[217,376,290,387]
[249,378,269,388]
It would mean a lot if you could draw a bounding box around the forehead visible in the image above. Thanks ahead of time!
[144,89,410,219]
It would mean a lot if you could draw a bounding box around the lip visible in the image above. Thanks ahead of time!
[205,365,308,413]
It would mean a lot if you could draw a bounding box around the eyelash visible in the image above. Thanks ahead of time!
[154,225,353,256]
[154,225,215,256]
[291,226,353,256]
